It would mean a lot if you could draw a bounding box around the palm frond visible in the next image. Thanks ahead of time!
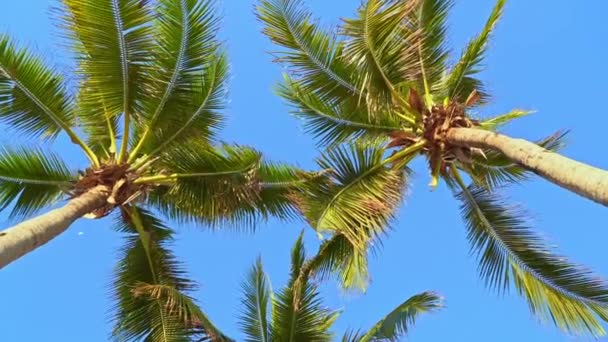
[358,291,443,342]
[129,0,222,161]
[453,178,608,337]
[134,51,227,163]
[147,143,263,229]
[0,35,98,163]
[413,0,452,92]
[297,142,407,250]
[257,0,362,105]
[112,206,231,341]
[479,109,532,130]
[0,147,74,218]
[60,0,154,160]
[341,0,419,107]
[304,233,369,291]
[278,77,402,147]
[239,257,272,342]
[444,0,504,102]
[270,234,338,342]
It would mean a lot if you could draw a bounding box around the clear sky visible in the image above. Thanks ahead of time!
[1,1,608,341]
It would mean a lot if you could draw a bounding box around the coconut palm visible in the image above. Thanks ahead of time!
[258,0,608,337]
[0,0,316,339]
[238,233,443,341]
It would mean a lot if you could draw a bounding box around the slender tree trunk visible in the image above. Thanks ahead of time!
[0,186,109,269]
[446,127,608,206]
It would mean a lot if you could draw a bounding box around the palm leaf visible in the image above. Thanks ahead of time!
[453,179,608,337]
[257,0,362,105]
[278,77,402,147]
[341,0,419,107]
[479,109,532,130]
[60,0,154,160]
[147,143,263,228]
[304,233,370,291]
[414,0,452,92]
[112,206,231,341]
[134,51,227,163]
[0,35,98,162]
[297,142,407,250]
[239,257,272,342]
[0,147,74,218]
[444,0,505,102]
[130,0,222,161]
[270,234,338,342]
[358,291,443,341]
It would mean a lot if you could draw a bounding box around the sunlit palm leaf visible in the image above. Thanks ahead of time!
[0,147,74,218]
[278,77,401,147]
[239,257,271,342]
[479,109,532,131]
[136,52,227,159]
[0,35,77,140]
[358,291,443,342]
[453,181,608,337]
[444,0,504,102]
[414,0,452,92]
[270,234,338,341]
[131,0,223,160]
[342,0,419,107]
[61,0,154,149]
[304,233,369,290]
[112,206,231,341]
[297,143,407,250]
[257,0,362,105]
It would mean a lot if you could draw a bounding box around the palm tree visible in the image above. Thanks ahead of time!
[257,0,608,337]
[0,0,313,339]
[238,233,443,341]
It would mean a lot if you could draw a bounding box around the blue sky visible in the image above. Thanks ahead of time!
[1,0,608,341]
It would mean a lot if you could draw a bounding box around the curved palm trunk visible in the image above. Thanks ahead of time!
[446,127,608,206]
[0,186,109,269]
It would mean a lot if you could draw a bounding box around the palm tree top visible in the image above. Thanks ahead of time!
[257,0,608,337]
[0,0,320,339]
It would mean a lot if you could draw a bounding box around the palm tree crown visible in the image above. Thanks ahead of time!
[257,0,608,336]
[0,0,315,339]
[238,233,443,341]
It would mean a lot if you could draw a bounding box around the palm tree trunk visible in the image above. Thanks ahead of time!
[0,186,109,269]
[446,127,608,206]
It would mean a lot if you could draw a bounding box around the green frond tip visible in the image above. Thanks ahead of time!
[479,109,534,130]
[444,0,505,101]
[239,257,272,342]
[270,235,339,342]
[359,291,444,342]
[453,176,608,337]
